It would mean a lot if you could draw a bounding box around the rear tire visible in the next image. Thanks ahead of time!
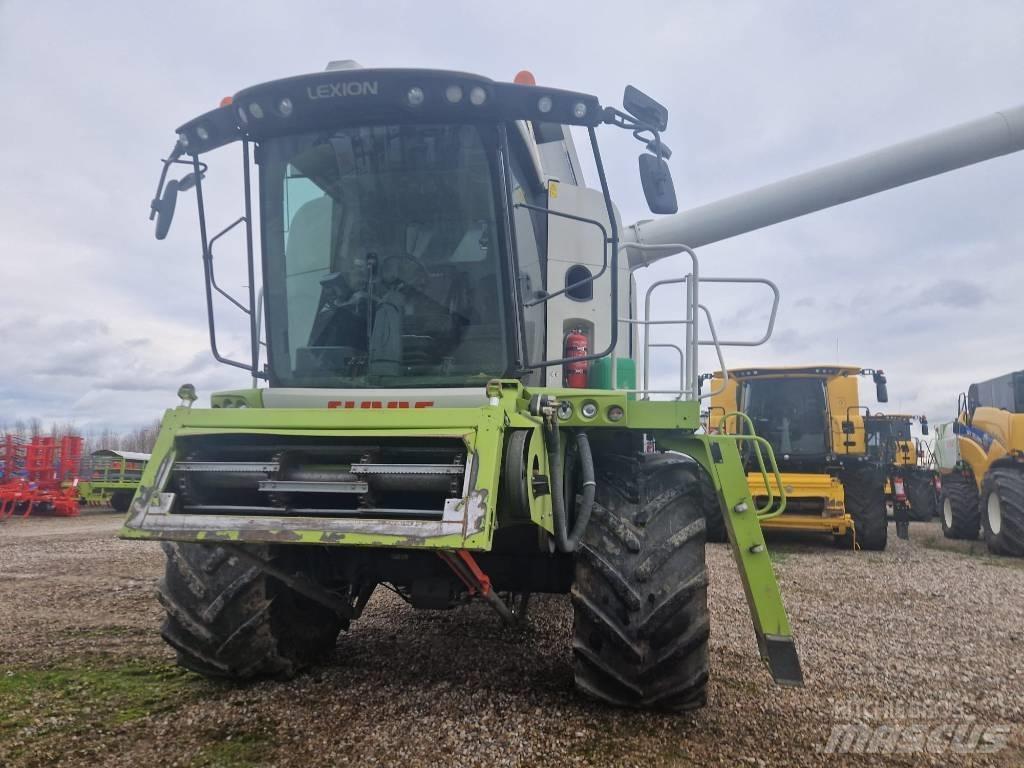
[940,473,979,540]
[842,466,888,551]
[158,542,345,680]
[905,470,937,522]
[573,452,710,711]
[980,467,1024,557]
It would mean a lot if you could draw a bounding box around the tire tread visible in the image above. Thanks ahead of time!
[572,452,710,711]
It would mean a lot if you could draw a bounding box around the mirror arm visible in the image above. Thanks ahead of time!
[601,106,638,130]
[150,150,191,220]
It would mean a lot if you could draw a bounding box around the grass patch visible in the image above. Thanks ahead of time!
[63,625,149,639]
[190,732,275,768]
[0,661,204,763]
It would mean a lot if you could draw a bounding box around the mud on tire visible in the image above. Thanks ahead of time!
[572,452,710,711]
[980,467,1024,557]
[158,542,345,680]
[940,473,979,540]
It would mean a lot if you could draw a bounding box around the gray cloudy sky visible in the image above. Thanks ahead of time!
[0,0,1021,431]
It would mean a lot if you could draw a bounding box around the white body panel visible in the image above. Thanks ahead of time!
[543,182,629,386]
[537,140,583,187]
[933,421,960,471]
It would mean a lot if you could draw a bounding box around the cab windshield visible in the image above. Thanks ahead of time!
[259,123,510,387]
[741,378,829,458]
[866,418,911,460]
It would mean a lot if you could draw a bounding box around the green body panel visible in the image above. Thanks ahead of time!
[210,389,265,408]
[119,380,799,683]
[120,403,516,550]
[78,480,141,503]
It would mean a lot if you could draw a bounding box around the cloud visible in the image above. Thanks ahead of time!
[924,279,991,308]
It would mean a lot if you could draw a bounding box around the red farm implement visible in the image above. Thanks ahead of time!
[0,434,83,520]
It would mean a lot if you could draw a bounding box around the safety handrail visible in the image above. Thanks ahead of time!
[619,242,780,403]
[695,277,780,347]
[618,303,729,400]
[697,304,729,401]
[717,411,788,519]
[648,343,685,398]
[629,243,700,398]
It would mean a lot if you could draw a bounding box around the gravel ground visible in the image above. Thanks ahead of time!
[1,514,1022,767]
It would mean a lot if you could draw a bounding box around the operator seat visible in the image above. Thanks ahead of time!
[285,195,334,363]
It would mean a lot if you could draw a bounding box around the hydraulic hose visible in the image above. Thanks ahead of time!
[544,423,596,553]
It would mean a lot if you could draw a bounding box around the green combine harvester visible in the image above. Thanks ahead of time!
[127,62,1024,709]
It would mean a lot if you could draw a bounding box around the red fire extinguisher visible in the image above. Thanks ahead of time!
[564,328,589,388]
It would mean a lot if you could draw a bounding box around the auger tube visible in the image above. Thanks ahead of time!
[626,104,1024,266]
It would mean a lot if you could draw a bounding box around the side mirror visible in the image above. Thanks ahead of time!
[639,154,678,214]
[873,372,889,403]
[153,179,180,240]
[842,420,855,435]
[177,172,202,192]
[921,417,929,436]
[623,85,668,132]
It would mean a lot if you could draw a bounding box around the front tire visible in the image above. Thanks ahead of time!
[842,466,888,551]
[573,452,710,711]
[939,473,979,540]
[980,468,1024,557]
[158,542,345,680]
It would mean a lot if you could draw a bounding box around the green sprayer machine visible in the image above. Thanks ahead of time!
[78,449,150,512]
[129,61,1024,709]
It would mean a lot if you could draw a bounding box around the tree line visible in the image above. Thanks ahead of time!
[0,419,162,456]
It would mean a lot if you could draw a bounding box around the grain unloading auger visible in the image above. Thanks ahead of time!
[126,62,1024,709]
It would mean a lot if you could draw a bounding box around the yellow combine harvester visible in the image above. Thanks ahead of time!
[935,370,1024,556]
[863,413,933,533]
[706,365,890,549]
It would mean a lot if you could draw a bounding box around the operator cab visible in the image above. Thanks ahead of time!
[864,415,913,464]
[149,66,675,391]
